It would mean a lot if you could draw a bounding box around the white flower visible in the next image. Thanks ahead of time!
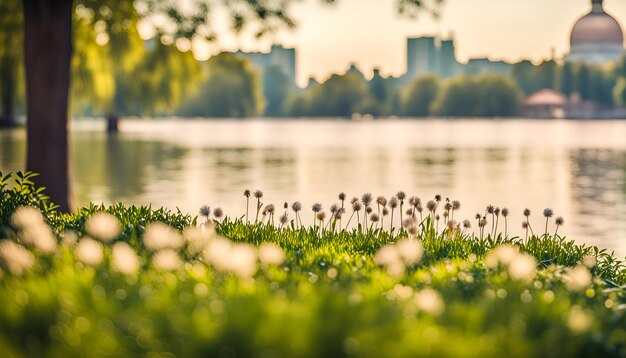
[153,249,182,271]
[259,243,285,266]
[111,242,140,275]
[85,212,121,242]
[485,244,518,269]
[396,239,423,265]
[565,265,592,292]
[183,226,214,254]
[414,288,445,316]
[582,255,597,268]
[229,244,258,278]
[143,222,183,251]
[0,241,35,276]
[11,206,44,229]
[20,224,56,254]
[507,253,537,283]
[76,238,103,266]
[203,236,233,270]
[374,245,400,267]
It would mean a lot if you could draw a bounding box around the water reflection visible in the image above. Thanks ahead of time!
[1,119,626,257]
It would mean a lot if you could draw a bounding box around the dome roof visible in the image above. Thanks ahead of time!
[570,0,624,45]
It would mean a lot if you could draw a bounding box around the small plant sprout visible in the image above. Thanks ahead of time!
[543,208,554,237]
[199,205,211,222]
[291,202,302,228]
[312,203,322,229]
[388,197,398,232]
[279,212,289,230]
[554,216,564,237]
[501,207,509,237]
[254,190,263,224]
[244,190,251,223]
[338,192,346,209]
[486,205,495,237]
[396,191,406,226]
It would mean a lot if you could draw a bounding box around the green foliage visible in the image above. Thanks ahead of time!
[0,172,58,230]
[178,53,265,117]
[0,174,626,356]
[401,74,440,117]
[432,74,522,117]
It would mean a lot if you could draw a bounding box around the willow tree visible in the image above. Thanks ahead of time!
[20,0,442,211]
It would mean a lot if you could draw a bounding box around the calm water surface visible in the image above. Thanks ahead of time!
[1,118,625,257]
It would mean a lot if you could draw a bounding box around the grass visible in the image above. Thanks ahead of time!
[0,172,625,357]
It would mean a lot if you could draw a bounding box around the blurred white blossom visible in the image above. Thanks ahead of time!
[85,212,121,242]
[153,249,182,271]
[112,242,140,275]
[76,238,103,266]
[259,243,285,266]
[565,265,592,292]
[0,241,35,276]
[11,206,44,229]
[143,222,183,251]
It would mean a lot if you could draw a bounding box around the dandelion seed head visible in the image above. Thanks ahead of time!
[426,200,436,212]
[76,238,103,266]
[283,202,289,209]
[330,204,339,214]
[199,205,211,218]
[259,243,285,266]
[291,201,302,212]
[280,213,289,225]
[0,241,35,276]
[361,193,373,207]
[444,202,452,211]
[447,220,457,231]
[350,197,358,204]
[312,203,322,213]
[501,208,509,217]
[243,190,251,197]
[111,242,140,275]
[402,218,416,229]
[435,214,440,221]
[396,191,406,201]
[370,213,380,223]
[405,209,413,216]
[382,207,389,216]
[443,211,449,218]
[317,211,326,221]
[213,207,224,219]
[555,216,564,226]
[522,221,528,229]
[353,202,362,211]
[143,222,183,251]
[523,208,531,217]
[376,196,387,207]
[389,197,398,209]
[338,192,346,201]
[416,204,423,213]
[366,207,373,214]
[543,208,554,218]
[434,194,442,202]
[494,207,501,216]
[452,200,461,210]
[475,213,481,220]
[153,249,182,271]
[479,218,488,228]
[486,205,495,214]
[254,190,263,199]
[463,220,471,229]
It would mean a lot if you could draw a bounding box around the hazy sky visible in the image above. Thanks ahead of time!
[191,0,626,86]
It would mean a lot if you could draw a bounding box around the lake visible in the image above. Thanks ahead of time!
[1,118,625,257]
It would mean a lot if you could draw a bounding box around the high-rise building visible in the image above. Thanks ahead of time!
[406,37,438,79]
[405,36,460,81]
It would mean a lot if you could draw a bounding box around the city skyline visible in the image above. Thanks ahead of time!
[178,0,626,86]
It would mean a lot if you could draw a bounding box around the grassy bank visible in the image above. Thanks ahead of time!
[0,172,625,357]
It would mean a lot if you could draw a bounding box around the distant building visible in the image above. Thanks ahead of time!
[406,36,439,79]
[465,58,513,76]
[522,89,569,118]
[566,0,624,65]
[234,44,297,86]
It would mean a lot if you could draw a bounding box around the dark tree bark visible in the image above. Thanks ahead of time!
[22,0,73,212]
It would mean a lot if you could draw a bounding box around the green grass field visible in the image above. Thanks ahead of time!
[0,172,625,357]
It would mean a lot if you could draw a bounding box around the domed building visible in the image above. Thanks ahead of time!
[566,0,624,64]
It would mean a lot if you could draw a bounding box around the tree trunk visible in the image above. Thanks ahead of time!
[22,0,73,212]
[0,58,16,128]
